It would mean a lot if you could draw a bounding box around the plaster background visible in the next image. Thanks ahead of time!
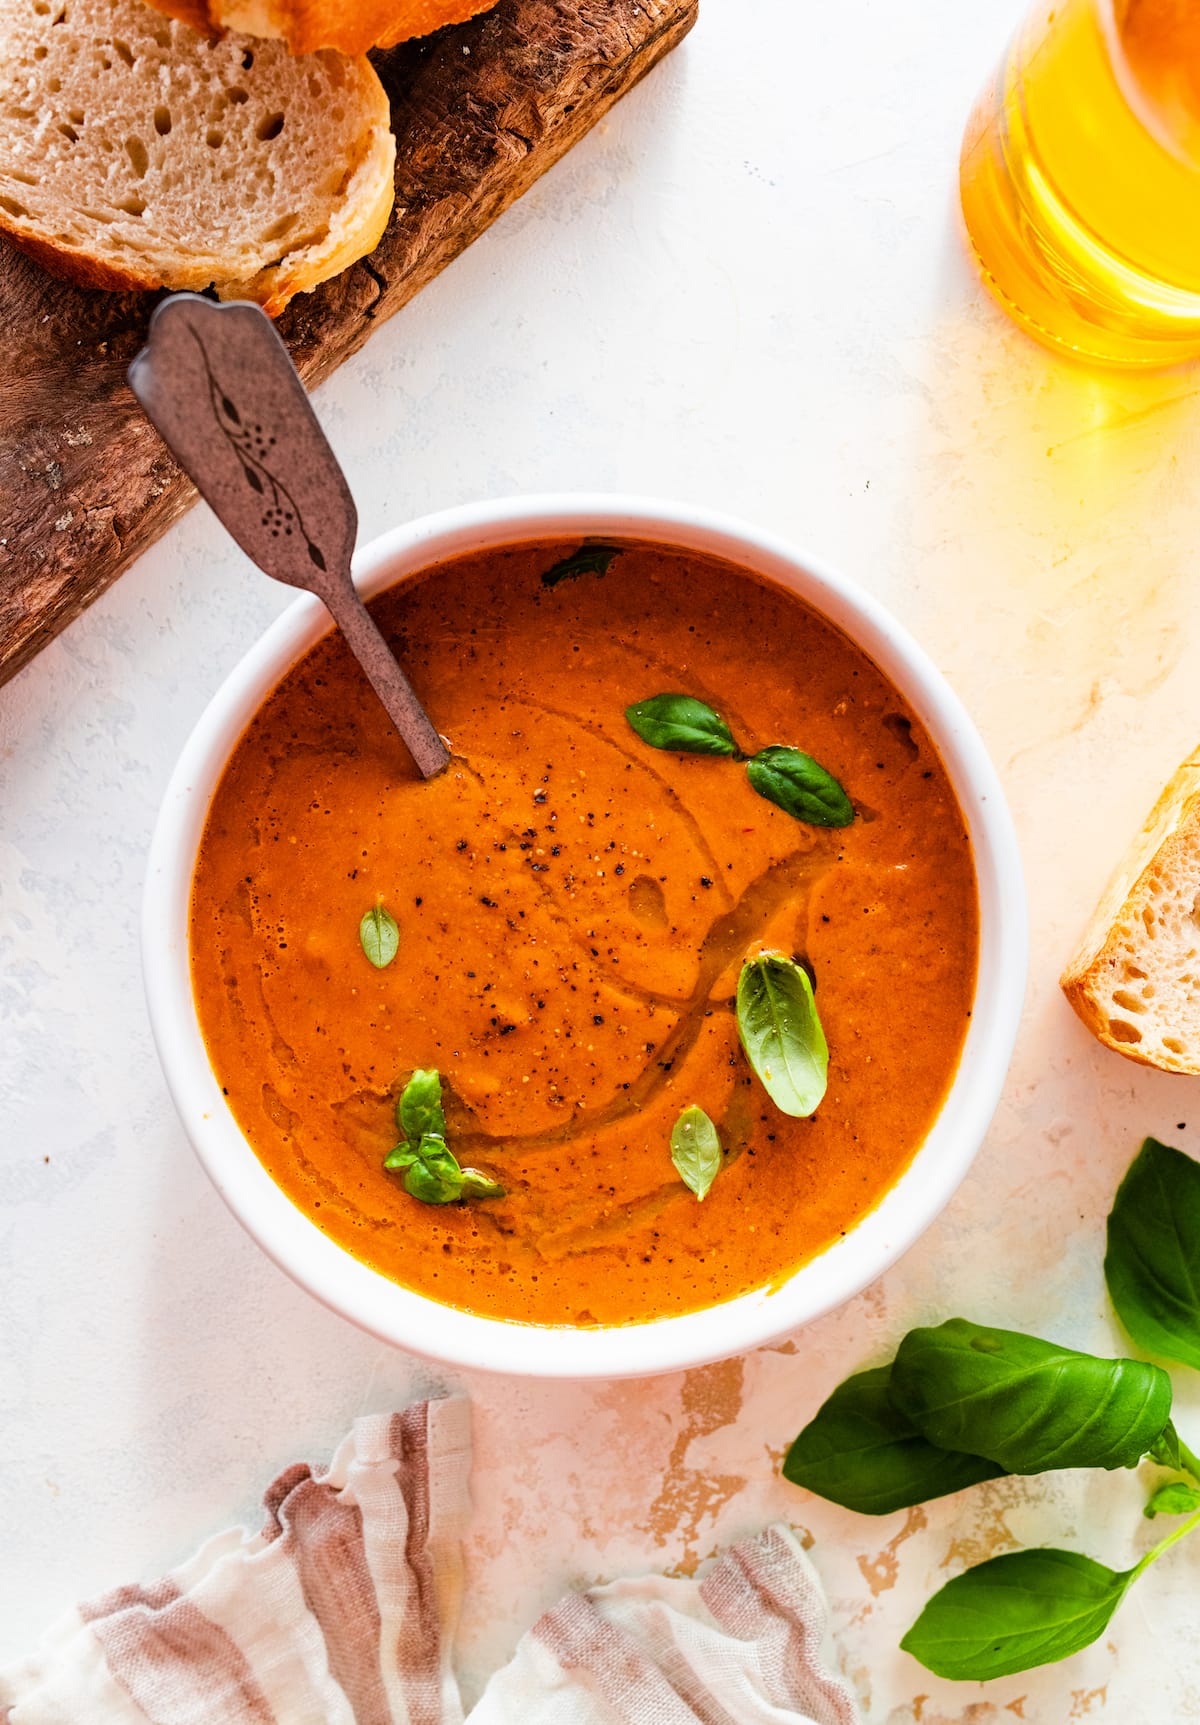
[5,1,1200,1718]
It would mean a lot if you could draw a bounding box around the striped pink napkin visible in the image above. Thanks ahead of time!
[1,1400,862,1725]
[473,1524,864,1725]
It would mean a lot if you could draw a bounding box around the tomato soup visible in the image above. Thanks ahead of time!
[190,541,978,1326]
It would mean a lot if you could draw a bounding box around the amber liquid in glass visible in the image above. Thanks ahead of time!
[961,0,1200,366]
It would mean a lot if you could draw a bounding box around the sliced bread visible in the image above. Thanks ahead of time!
[145,0,499,55]
[1061,745,1200,1072]
[0,0,395,313]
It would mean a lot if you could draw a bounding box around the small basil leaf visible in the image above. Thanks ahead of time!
[900,1549,1131,1680]
[415,1134,459,1178]
[1106,1137,1200,1373]
[1148,1422,1184,1472]
[360,902,400,969]
[459,1168,506,1199]
[890,1319,1173,1474]
[541,543,622,587]
[625,693,739,758]
[399,1134,464,1204]
[745,745,854,827]
[383,1143,419,1171]
[397,1068,447,1141]
[736,953,828,1118]
[670,1105,722,1201]
[404,1158,463,1205]
[1145,1480,1200,1519]
[782,1366,1006,1514]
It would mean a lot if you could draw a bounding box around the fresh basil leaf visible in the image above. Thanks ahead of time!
[625,693,739,758]
[404,1157,463,1205]
[1145,1480,1200,1519]
[1106,1137,1200,1373]
[900,1549,1131,1680]
[397,1068,447,1141]
[670,1105,722,1201]
[1154,1420,1200,1483]
[384,1072,504,1204]
[360,902,400,969]
[383,1144,420,1171]
[782,1366,1006,1514]
[415,1134,459,1177]
[397,1134,463,1204]
[890,1319,1173,1474]
[736,953,828,1117]
[1148,1422,1184,1472]
[745,745,854,827]
[541,544,622,587]
[460,1167,506,1199]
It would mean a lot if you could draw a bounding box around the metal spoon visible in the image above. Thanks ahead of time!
[128,294,450,780]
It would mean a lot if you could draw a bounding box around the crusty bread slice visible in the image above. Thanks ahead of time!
[1061,745,1200,1072]
[0,0,395,314]
[146,0,498,56]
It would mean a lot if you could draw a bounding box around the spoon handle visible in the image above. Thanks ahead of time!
[127,294,448,780]
[323,582,450,779]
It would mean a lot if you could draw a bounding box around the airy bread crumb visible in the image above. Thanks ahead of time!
[0,0,395,313]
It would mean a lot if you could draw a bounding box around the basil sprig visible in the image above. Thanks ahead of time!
[670,1104,722,1200]
[384,1069,504,1205]
[360,901,400,969]
[624,691,854,828]
[385,1137,503,1205]
[736,953,828,1117]
[781,1139,1200,1682]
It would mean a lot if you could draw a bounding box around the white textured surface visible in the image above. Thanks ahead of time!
[4,1,1200,1719]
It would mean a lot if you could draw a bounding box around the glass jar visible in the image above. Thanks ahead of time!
[960,0,1200,366]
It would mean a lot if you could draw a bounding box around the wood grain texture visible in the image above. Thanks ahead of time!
[0,0,697,688]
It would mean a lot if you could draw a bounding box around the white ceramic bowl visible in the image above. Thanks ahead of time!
[144,495,1026,1378]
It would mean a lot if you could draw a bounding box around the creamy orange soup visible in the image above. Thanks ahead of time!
[190,541,978,1326]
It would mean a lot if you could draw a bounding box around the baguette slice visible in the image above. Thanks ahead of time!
[1061,746,1200,1072]
[0,0,395,314]
[146,0,498,55]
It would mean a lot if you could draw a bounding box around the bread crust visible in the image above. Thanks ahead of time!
[0,223,161,294]
[146,0,499,54]
[144,0,218,32]
[238,121,396,314]
[1060,746,1200,1073]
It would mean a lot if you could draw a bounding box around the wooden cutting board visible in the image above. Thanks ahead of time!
[0,0,696,689]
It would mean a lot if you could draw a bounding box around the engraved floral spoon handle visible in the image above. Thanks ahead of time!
[127,294,450,780]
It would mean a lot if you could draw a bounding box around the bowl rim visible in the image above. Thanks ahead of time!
[142,492,1027,1379]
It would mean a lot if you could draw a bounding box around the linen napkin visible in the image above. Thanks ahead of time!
[471,1524,863,1725]
[0,1401,862,1725]
[1,1402,471,1725]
